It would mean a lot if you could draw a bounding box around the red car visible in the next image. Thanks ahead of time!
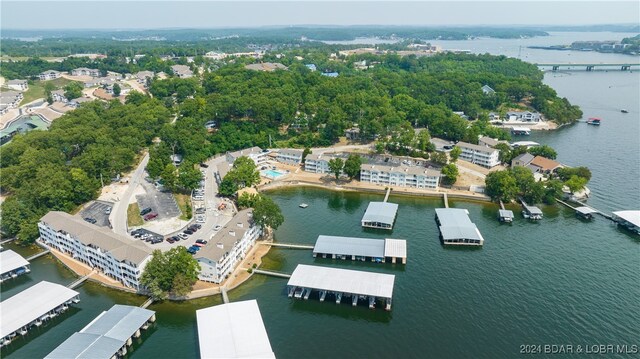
[144,213,158,221]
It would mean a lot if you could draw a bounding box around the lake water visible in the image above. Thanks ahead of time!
[2,32,639,358]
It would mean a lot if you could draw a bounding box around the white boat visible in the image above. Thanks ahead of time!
[34,320,42,327]
[18,328,27,335]
[72,298,80,304]
[586,117,601,125]
[294,287,304,299]
[299,203,308,208]
[621,109,628,113]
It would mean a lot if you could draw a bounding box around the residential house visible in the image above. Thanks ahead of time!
[481,85,495,95]
[135,71,154,85]
[506,111,543,122]
[204,51,227,60]
[38,211,152,290]
[68,97,92,108]
[225,146,268,167]
[84,78,106,88]
[7,79,28,91]
[39,70,61,81]
[171,65,193,78]
[529,156,562,175]
[71,67,101,77]
[305,64,317,71]
[194,209,261,284]
[511,153,535,168]
[51,89,67,103]
[0,91,23,108]
[345,127,360,140]
[276,149,304,165]
[456,141,500,168]
[488,112,501,122]
[244,63,288,72]
[360,163,441,189]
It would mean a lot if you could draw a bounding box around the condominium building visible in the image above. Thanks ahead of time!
[225,146,269,167]
[194,209,261,284]
[39,70,62,81]
[38,212,152,290]
[456,141,500,168]
[7,80,28,91]
[304,153,333,174]
[71,67,101,77]
[276,149,304,166]
[360,164,441,189]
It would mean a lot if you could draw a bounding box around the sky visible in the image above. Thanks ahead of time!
[1,1,639,30]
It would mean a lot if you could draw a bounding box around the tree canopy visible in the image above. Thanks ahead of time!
[252,195,284,231]
[141,247,201,300]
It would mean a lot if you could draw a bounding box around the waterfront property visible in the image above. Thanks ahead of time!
[194,209,261,284]
[313,235,407,264]
[575,206,598,220]
[511,127,531,135]
[38,211,152,290]
[511,153,535,168]
[276,148,304,165]
[287,264,395,310]
[196,300,275,359]
[45,305,156,359]
[304,153,338,174]
[456,141,500,168]
[522,203,543,220]
[611,210,640,234]
[529,156,563,175]
[1,281,80,347]
[435,208,485,246]
[506,111,543,122]
[225,146,268,167]
[0,250,30,282]
[360,163,441,189]
[361,201,399,230]
[498,209,515,223]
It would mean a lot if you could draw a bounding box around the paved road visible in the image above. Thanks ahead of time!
[111,153,149,235]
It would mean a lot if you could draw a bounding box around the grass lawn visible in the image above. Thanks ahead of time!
[20,78,75,105]
[127,203,144,227]
[174,193,192,220]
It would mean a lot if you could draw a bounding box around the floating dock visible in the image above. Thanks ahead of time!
[287,264,395,310]
[498,209,514,223]
[575,206,598,220]
[196,300,275,359]
[0,250,30,282]
[520,200,543,220]
[611,210,640,234]
[435,208,484,246]
[45,304,156,359]
[1,281,80,347]
[361,201,399,230]
[312,235,407,264]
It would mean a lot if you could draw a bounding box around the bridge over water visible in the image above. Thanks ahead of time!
[535,63,640,71]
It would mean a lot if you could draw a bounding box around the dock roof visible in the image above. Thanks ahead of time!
[196,300,275,359]
[575,207,598,215]
[498,209,515,218]
[435,208,484,242]
[0,249,29,275]
[384,238,407,259]
[523,205,543,215]
[45,305,155,359]
[1,281,79,339]
[362,202,399,226]
[287,264,395,299]
[612,210,640,228]
[313,235,385,258]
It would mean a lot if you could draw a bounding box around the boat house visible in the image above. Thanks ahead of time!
[435,208,485,246]
[498,209,514,223]
[522,204,543,220]
[0,250,30,282]
[361,201,399,230]
[196,300,275,359]
[1,281,80,347]
[575,206,598,220]
[313,235,407,264]
[45,305,156,359]
[287,264,396,310]
[612,210,640,234]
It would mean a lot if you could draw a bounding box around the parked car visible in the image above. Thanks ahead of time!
[187,248,197,255]
[144,213,158,221]
[200,163,209,168]
[194,224,202,229]
[188,245,201,252]
[195,239,208,245]
[166,238,175,243]
[213,224,222,231]
[105,207,112,215]
[83,217,97,224]
[183,229,194,235]
[140,207,152,216]
[178,233,189,240]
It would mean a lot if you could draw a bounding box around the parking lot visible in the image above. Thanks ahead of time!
[128,228,164,245]
[79,201,113,227]
[136,180,182,221]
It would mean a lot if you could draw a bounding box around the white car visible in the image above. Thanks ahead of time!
[213,224,222,231]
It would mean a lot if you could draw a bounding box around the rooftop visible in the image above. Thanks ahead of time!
[288,264,395,299]
[244,62,288,72]
[1,281,79,339]
[196,300,275,359]
[362,201,399,226]
[456,141,498,154]
[612,210,640,228]
[435,208,484,242]
[512,152,535,164]
[194,209,254,262]
[0,250,29,275]
[360,163,441,177]
[529,156,562,171]
[314,235,384,258]
[575,206,598,215]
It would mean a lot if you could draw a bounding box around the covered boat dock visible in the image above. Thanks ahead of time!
[45,304,156,359]
[313,235,407,264]
[361,201,399,230]
[435,208,485,246]
[575,206,598,220]
[612,210,640,234]
[0,249,30,282]
[498,209,514,223]
[196,300,275,359]
[1,281,80,347]
[287,264,396,310]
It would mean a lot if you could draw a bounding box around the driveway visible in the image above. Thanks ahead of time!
[111,153,149,235]
[79,201,113,228]
[136,180,181,221]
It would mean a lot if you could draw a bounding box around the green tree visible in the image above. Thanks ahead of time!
[328,157,344,180]
[140,247,201,300]
[252,195,284,231]
[343,154,363,180]
[485,170,519,202]
[565,175,588,193]
[112,83,121,97]
[237,192,259,209]
[64,81,83,100]
[178,163,203,191]
[218,178,239,197]
[528,145,557,160]
[227,156,260,188]
[449,146,462,162]
[543,179,564,204]
[557,166,591,181]
[160,163,178,192]
[302,147,312,163]
[441,163,459,185]
[494,143,512,164]
[44,81,55,104]
[431,151,448,166]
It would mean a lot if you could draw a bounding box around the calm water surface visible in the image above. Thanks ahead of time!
[2,32,638,358]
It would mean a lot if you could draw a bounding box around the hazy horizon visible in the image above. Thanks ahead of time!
[1,1,639,30]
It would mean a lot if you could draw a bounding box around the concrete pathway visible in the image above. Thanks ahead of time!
[111,153,149,235]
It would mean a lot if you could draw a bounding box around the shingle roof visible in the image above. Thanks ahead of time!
[529,156,562,171]
[194,209,254,262]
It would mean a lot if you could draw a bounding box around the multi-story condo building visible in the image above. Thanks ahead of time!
[38,211,152,290]
[194,209,261,284]
[304,153,333,174]
[7,80,28,91]
[456,141,500,168]
[71,68,101,77]
[360,164,441,189]
[39,70,62,81]
[225,146,269,167]
[276,149,304,165]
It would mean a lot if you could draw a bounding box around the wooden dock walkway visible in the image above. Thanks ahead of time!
[383,187,391,202]
[26,249,50,261]
[557,199,613,220]
[260,242,314,249]
[140,298,154,309]
[499,200,505,210]
[67,270,95,289]
[0,237,17,245]
[443,193,449,208]
[221,286,230,304]
[253,269,292,279]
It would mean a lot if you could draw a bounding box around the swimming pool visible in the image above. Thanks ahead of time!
[261,169,286,179]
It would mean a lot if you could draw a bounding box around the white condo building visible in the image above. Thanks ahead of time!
[304,153,335,174]
[225,146,269,167]
[195,209,261,284]
[38,212,152,290]
[456,141,500,168]
[276,149,304,165]
[360,164,441,189]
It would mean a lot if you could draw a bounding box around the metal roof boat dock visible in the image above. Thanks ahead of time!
[196,300,275,359]
[0,249,30,282]
[1,281,79,347]
[435,208,485,246]
[611,210,640,234]
[313,235,407,264]
[45,304,156,359]
[498,209,514,223]
[361,201,399,230]
[522,204,543,220]
[575,206,598,220]
[287,264,396,310]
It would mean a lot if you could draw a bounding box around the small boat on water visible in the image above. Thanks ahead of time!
[299,203,308,208]
[621,109,628,113]
[586,117,601,125]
